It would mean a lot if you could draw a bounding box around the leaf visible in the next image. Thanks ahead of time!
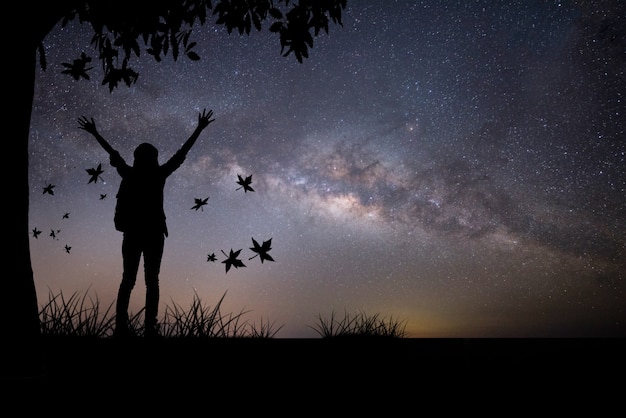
[102,66,139,92]
[206,253,217,262]
[86,163,104,184]
[236,174,255,193]
[32,228,41,239]
[269,21,283,33]
[63,213,70,219]
[43,183,55,195]
[249,237,275,263]
[64,245,72,254]
[100,194,107,200]
[50,229,60,240]
[185,41,197,53]
[191,196,209,211]
[60,52,93,81]
[221,248,246,273]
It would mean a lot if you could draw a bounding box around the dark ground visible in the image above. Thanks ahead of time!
[3,337,624,411]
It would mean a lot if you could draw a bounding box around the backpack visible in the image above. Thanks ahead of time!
[113,178,130,232]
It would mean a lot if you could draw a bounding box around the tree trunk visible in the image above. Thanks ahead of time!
[4,35,42,379]
[4,0,74,379]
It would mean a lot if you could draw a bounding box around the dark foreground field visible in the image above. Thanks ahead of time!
[4,337,624,410]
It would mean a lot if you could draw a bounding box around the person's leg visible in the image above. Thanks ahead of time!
[115,233,142,336]
[143,232,165,337]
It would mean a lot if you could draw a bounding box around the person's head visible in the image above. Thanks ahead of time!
[133,143,159,169]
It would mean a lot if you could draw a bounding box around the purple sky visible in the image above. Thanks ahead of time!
[29,1,625,337]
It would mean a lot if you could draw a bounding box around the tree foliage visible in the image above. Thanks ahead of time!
[51,0,347,91]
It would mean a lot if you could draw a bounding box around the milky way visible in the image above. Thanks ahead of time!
[29,1,625,337]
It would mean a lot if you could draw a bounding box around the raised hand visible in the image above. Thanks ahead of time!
[198,109,215,130]
[78,115,116,155]
[78,116,98,135]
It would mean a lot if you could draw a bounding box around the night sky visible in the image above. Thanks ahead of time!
[29,1,625,338]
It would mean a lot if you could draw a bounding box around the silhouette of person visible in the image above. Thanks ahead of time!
[78,109,215,337]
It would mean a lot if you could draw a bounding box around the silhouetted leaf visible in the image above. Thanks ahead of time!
[86,163,104,184]
[63,213,70,219]
[249,237,275,263]
[64,245,72,254]
[50,229,60,240]
[269,21,283,33]
[170,31,179,60]
[38,43,47,71]
[43,184,55,195]
[187,51,201,61]
[221,248,246,273]
[207,253,217,262]
[236,174,255,193]
[100,194,107,200]
[102,64,139,92]
[191,196,209,211]
[32,228,41,239]
[185,41,197,52]
[60,52,93,81]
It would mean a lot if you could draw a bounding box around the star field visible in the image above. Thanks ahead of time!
[28,1,625,337]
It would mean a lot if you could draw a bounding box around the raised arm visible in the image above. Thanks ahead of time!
[179,109,215,156]
[78,116,116,156]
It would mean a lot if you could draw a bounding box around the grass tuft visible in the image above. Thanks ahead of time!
[39,286,115,338]
[37,289,406,339]
[38,288,284,339]
[161,290,249,338]
[309,309,407,338]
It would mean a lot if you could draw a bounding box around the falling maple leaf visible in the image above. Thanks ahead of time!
[32,228,41,239]
[191,197,209,211]
[50,229,60,240]
[236,174,255,193]
[249,237,275,263]
[64,245,72,254]
[221,249,246,273]
[100,194,107,200]
[63,213,70,219]
[43,184,55,195]
[61,52,93,81]
[86,163,104,184]
[206,253,217,262]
